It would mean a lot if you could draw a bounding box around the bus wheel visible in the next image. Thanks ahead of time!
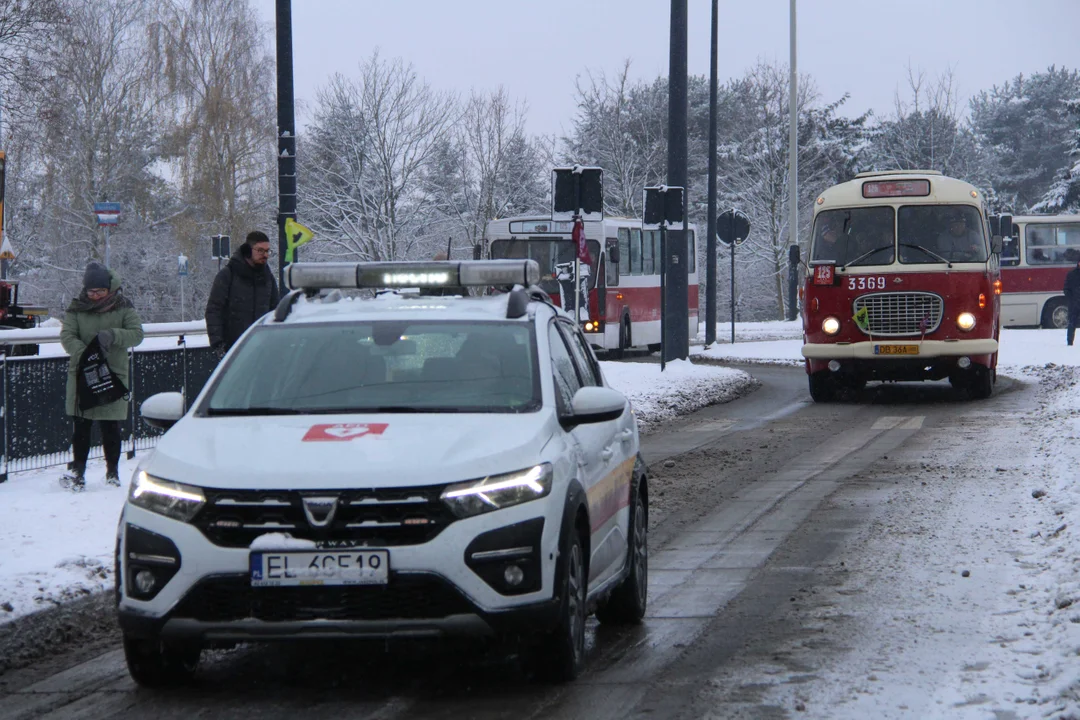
[1043,298,1069,329]
[968,367,993,400]
[808,372,835,402]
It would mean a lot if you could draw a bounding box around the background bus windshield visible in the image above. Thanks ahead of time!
[490,238,601,294]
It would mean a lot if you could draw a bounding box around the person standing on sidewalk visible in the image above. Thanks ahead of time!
[204,231,279,358]
[1064,257,1080,346]
[59,261,145,491]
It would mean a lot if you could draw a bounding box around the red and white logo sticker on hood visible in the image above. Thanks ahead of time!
[302,423,389,442]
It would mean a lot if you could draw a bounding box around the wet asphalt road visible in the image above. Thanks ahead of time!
[0,366,1025,720]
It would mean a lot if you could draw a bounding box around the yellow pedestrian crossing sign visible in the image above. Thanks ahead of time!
[0,237,14,261]
[284,218,314,263]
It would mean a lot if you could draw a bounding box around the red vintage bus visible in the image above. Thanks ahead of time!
[482,216,698,354]
[995,214,1080,328]
[801,170,1002,400]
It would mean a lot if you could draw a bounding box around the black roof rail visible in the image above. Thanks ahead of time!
[273,288,319,322]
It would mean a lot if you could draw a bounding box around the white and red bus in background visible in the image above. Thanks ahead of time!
[994,214,1080,328]
[802,170,1002,401]
[481,216,698,354]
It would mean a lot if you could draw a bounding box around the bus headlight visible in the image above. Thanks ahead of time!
[956,312,977,331]
[822,317,841,336]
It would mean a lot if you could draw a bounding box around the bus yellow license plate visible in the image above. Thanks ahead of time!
[874,344,919,356]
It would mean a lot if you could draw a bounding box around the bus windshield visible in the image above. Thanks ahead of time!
[898,205,988,264]
[811,207,895,266]
[490,238,601,294]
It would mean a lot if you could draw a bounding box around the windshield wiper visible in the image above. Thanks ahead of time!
[205,407,305,416]
[899,243,952,268]
[841,244,894,270]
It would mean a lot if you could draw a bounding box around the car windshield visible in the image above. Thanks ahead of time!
[202,321,540,415]
[898,204,988,264]
[811,207,896,266]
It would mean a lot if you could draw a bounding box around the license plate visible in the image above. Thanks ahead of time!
[250,550,389,587]
[874,344,919,356]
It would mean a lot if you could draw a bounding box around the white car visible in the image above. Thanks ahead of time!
[117,259,648,686]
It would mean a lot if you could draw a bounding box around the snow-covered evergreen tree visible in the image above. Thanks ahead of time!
[1031,100,1080,213]
[970,66,1080,211]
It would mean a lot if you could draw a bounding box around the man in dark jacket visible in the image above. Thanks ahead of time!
[205,231,280,355]
[1065,258,1080,346]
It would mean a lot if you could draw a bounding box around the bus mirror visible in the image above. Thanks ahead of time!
[472,244,482,260]
[608,245,620,263]
[999,214,1014,238]
[788,244,800,265]
[991,236,1003,255]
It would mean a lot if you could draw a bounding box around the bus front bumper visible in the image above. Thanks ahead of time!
[802,338,999,360]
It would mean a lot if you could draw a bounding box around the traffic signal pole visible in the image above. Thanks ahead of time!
[665,0,689,361]
[705,0,718,346]
[275,0,297,297]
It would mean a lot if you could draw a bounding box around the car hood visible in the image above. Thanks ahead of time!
[143,412,557,490]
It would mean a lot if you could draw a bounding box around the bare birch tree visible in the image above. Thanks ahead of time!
[300,52,457,261]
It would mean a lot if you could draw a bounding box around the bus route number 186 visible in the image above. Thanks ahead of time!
[848,276,886,291]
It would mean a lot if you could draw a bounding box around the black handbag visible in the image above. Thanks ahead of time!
[76,336,128,411]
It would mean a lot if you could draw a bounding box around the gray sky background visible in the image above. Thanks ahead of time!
[253,0,1080,137]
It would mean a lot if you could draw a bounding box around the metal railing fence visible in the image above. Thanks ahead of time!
[0,323,214,480]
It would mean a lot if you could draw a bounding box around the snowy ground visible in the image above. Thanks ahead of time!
[0,358,752,625]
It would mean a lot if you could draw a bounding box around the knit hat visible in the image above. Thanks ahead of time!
[83,261,111,291]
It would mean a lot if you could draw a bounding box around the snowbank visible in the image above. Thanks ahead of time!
[601,359,754,433]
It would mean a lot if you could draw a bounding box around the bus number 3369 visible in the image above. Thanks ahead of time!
[847,276,887,290]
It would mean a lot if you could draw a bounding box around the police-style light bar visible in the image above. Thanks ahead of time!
[285,260,541,291]
[862,179,931,198]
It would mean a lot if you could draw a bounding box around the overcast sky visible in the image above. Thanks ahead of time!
[252,0,1080,137]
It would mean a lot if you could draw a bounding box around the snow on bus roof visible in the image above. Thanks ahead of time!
[1010,214,1080,223]
[816,171,985,210]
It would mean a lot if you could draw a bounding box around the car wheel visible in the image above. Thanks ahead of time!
[123,633,200,688]
[1043,298,1069,329]
[596,466,648,625]
[533,523,588,682]
[808,371,835,402]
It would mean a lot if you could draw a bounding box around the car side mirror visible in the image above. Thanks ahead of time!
[565,386,626,425]
[141,391,185,431]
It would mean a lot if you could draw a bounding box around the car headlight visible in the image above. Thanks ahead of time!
[822,316,841,335]
[956,312,976,331]
[441,464,553,518]
[129,471,206,523]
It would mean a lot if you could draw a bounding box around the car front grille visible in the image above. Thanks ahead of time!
[171,574,474,622]
[193,485,456,548]
[852,292,944,336]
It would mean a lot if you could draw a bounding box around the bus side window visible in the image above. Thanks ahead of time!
[631,229,643,275]
[688,230,696,274]
[643,230,655,274]
[606,238,619,287]
[652,231,663,274]
[618,228,631,276]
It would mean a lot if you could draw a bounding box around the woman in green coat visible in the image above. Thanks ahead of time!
[59,262,144,491]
